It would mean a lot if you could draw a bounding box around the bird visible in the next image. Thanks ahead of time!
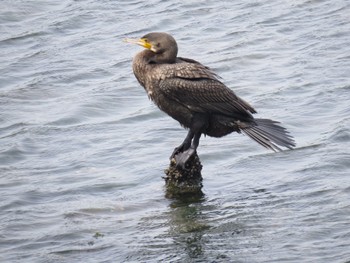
[125,32,295,169]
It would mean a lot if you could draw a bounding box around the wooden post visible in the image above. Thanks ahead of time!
[164,152,203,198]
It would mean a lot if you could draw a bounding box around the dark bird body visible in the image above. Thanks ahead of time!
[126,32,295,168]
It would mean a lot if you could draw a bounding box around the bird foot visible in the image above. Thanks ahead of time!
[174,148,196,170]
[170,145,184,160]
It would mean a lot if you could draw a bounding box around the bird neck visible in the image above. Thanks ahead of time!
[142,49,177,64]
[132,51,156,90]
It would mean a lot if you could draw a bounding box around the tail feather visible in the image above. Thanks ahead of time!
[240,118,295,152]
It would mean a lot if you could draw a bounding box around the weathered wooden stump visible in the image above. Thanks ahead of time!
[164,152,203,198]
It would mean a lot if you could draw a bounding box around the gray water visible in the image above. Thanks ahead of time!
[1,0,350,262]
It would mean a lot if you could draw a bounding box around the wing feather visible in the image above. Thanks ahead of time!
[159,76,256,119]
[155,58,256,119]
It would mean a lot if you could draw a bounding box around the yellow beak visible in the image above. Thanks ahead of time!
[124,38,152,49]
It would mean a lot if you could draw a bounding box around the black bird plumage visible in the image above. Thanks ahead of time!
[125,32,295,168]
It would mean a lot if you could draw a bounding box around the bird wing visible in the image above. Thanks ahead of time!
[158,61,256,119]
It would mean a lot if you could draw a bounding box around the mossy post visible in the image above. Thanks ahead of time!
[164,152,203,198]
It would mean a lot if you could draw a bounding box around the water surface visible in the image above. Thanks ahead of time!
[1,0,349,262]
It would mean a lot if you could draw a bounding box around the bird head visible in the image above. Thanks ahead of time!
[124,32,178,63]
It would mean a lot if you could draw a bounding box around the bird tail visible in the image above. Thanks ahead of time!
[239,118,295,152]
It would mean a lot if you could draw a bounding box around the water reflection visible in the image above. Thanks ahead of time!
[164,187,276,261]
[166,190,210,259]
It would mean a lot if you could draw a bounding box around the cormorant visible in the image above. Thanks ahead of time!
[125,32,295,169]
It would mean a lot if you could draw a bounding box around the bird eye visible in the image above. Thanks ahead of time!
[156,43,160,47]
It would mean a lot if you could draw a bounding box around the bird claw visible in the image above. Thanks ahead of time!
[170,145,184,160]
[174,148,196,170]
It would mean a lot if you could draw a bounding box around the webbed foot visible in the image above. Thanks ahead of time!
[174,147,196,170]
[170,143,190,160]
[170,146,183,160]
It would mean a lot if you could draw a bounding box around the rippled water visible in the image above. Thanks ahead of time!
[1,0,349,262]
